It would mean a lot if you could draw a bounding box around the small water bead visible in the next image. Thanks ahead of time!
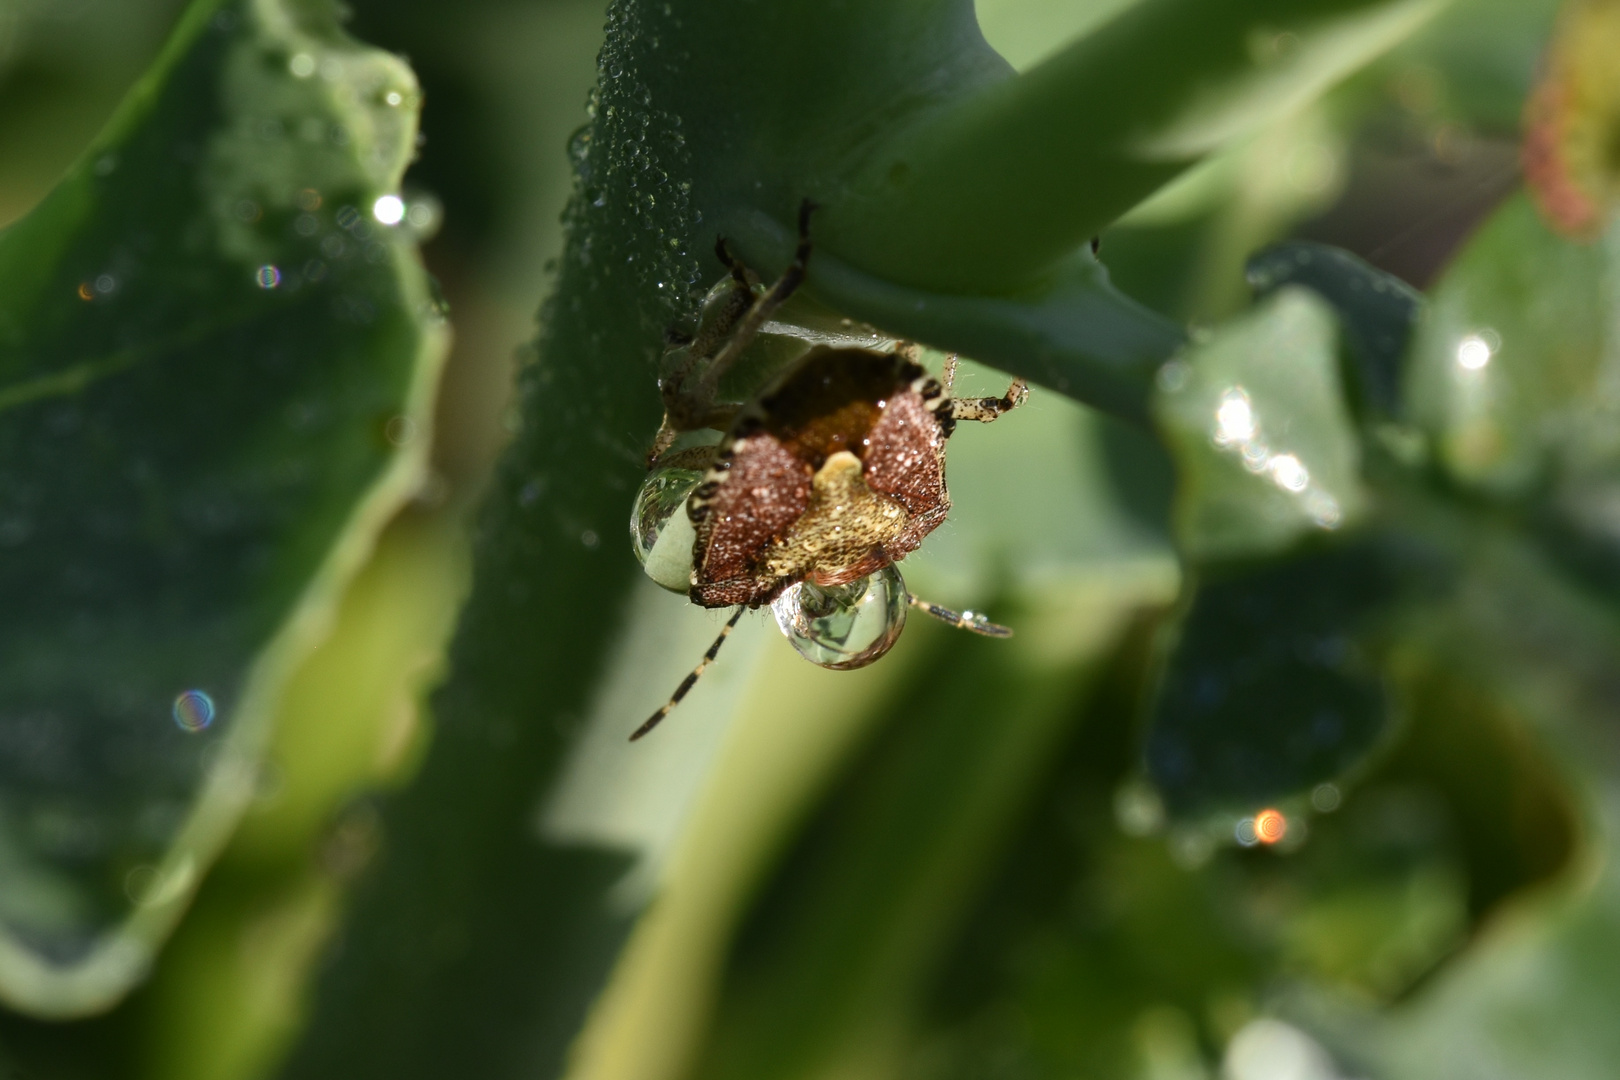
[630,465,703,592]
[255,265,281,289]
[772,564,907,670]
[173,690,215,732]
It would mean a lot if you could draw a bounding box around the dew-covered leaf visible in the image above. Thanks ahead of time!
[0,0,446,1016]
[1154,288,1368,563]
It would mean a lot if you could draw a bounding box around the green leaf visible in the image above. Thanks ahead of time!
[1405,192,1618,497]
[1144,542,1398,815]
[1247,241,1424,419]
[0,0,446,1017]
[684,589,1148,1080]
[1154,288,1369,563]
[816,0,1450,294]
[1293,512,1620,1080]
[809,247,1185,427]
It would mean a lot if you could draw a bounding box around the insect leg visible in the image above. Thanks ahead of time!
[682,239,760,363]
[907,595,1012,638]
[647,414,682,467]
[949,376,1027,423]
[629,607,746,741]
[695,198,816,397]
[716,235,762,291]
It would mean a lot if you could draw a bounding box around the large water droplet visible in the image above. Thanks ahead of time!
[772,565,907,670]
[631,465,702,592]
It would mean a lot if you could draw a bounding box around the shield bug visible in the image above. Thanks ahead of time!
[628,201,1026,740]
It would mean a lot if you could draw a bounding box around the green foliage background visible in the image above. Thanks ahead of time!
[1,0,1617,1078]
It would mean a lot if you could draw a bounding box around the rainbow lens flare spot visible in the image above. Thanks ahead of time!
[173,690,216,732]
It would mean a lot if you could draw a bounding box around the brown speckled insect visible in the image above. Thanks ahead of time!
[632,201,1025,740]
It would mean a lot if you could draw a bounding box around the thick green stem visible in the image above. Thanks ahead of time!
[819,0,1448,294]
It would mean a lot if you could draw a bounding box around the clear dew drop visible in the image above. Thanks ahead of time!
[772,564,907,670]
[630,465,703,592]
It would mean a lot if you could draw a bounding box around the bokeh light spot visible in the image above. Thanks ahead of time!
[1457,334,1492,370]
[1254,808,1287,844]
[372,194,406,225]
[173,689,215,733]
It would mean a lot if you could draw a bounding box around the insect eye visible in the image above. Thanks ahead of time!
[771,564,907,670]
[631,465,704,592]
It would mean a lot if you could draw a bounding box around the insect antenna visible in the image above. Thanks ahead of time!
[629,607,746,741]
[908,595,1013,638]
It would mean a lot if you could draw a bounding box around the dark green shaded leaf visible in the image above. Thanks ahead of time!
[1247,241,1424,418]
[0,0,445,1016]
[1145,543,1398,815]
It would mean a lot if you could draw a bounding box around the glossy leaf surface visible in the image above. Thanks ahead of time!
[1154,288,1367,563]
[0,0,446,1017]
[1406,193,1617,496]
[1247,241,1425,419]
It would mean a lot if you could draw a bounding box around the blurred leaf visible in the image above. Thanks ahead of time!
[685,587,1149,1080]
[1405,191,1616,496]
[800,575,1548,1080]
[0,0,192,228]
[1155,288,1368,563]
[0,0,445,1017]
[1145,543,1399,816]
[1247,241,1424,419]
[1292,516,1620,1080]
[1362,0,1563,133]
[129,509,468,1080]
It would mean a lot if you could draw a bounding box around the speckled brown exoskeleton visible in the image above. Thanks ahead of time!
[632,200,1026,740]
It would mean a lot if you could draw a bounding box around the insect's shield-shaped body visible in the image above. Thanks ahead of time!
[627,203,1023,739]
[688,346,952,608]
